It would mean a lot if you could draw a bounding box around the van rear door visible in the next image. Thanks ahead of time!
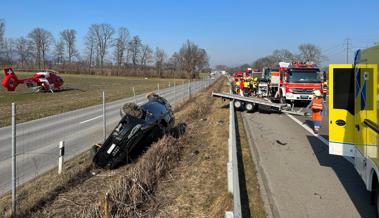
[329,64,355,157]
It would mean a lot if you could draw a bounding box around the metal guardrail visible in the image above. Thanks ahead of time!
[225,101,242,218]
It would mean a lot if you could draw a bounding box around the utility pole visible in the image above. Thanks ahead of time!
[345,38,350,64]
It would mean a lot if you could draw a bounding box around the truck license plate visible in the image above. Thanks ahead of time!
[300,95,308,99]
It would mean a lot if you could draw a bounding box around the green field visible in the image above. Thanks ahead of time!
[0,72,185,127]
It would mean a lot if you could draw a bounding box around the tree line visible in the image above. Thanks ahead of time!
[0,19,209,78]
[216,43,326,72]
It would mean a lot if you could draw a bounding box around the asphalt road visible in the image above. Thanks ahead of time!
[241,99,376,218]
[0,78,213,195]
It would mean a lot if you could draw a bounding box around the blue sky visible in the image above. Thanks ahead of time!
[2,0,379,67]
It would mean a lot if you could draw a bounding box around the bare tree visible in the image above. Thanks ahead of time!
[128,35,142,69]
[272,49,296,62]
[2,38,15,65]
[298,43,326,65]
[155,47,166,77]
[0,19,4,49]
[60,29,77,63]
[15,37,32,67]
[28,28,53,68]
[113,27,129,68]
[85,27,96,73]
[215,64,227,71]
[178,40,209,78]
[90,23,115,69]
[195,48,209,72]
[140,44,153,69]
[168,52,181,76]
[54,40,65,65]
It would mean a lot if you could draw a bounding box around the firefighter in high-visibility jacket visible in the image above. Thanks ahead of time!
[309,90,324,134]
[239,79,245,96]
[243,80,250,96]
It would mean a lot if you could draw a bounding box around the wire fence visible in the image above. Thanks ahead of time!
[0,77,213,204]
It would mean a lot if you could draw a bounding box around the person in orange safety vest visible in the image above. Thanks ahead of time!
[308,89,324,134]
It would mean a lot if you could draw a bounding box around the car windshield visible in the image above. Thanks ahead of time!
[288,70,321,83]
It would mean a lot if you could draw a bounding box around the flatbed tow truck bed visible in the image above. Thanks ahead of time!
[212,92,305,116]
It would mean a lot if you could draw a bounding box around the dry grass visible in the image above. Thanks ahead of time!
[0,151,92,217]
[153,77,234,218]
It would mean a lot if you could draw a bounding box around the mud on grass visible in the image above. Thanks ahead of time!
[0,77,229,217]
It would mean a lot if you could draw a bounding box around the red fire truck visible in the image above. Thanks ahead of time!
[271,61,322,104]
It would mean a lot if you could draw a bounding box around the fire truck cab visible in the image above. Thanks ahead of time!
[275,61,322,104]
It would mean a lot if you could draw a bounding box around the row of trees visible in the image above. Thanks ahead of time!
[253,44,327,70]
[0,19,209,78]
[214,43,326,73]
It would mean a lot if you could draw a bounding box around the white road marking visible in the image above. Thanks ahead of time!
[80,115,103,124]
[286,114,328,144]
[286,114,354,164]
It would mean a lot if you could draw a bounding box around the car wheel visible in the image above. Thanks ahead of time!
[120,102,143,118]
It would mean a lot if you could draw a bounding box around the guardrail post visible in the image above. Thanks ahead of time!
[157,83,160,95]
[133,87,136,103]
[58,141,65,174]
[188,80,191,99]
[174,82,176,100]
[11,102,16,217]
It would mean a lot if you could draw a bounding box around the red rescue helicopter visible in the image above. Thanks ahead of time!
[1,68,64,93]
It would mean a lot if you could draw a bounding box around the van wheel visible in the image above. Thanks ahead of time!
[376,190,379,217]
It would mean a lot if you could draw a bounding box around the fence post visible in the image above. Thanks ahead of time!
[102,91,106,141]
[133,87,136,103]
[11,102,16,217]
[188,80,191,99]
[58,141,65,174]
[174,82,176,100]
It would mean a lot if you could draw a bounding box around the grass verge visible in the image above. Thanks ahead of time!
[0,72,185,127]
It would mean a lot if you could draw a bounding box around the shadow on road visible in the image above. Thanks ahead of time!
[306,135,376,218]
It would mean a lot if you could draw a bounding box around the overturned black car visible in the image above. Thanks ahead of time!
[92,93,185,169]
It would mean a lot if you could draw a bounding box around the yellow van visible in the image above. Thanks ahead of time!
[329,45,379,212]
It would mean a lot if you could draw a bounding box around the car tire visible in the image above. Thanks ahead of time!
[120,102,143,118]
